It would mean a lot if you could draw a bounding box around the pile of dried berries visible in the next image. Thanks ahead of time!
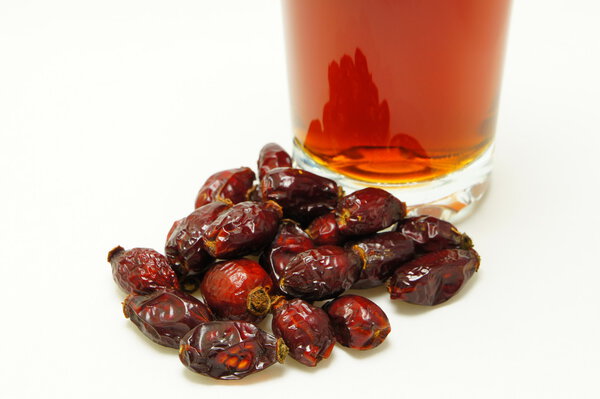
[108,143,480,380]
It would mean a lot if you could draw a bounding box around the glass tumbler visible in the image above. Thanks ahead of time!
[281,0,512,221]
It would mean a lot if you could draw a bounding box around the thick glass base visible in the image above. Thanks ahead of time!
[292,143,494,223]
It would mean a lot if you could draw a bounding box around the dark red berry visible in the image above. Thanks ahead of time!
[388,248,480,305]
[271,298,335,367]
[165,201,230,290]
[397,216,473,253]
[279,245,361,301]
[203,201,282,259]
[261,167,341,223]
[179,321,288,380]
[194,167,256,209]
[200,259,273,322]
[324,295,391,350]
[123,289,213,348]
[108,246,179,294]
[306,212,343,246]
[257,143,292,180]
[260,219,314,293]
[348,231,415,289]
[336,187,406,236]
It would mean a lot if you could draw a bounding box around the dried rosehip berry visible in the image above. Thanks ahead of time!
[397,216,473,253]
[388,248,480,306]
[123,289,213,348]
[336,187,406,236]
[271,298,335,367]
[257,143,292,180]
[306,212,343,246]
[261,167,341,223]
[179,321,288,380]
[261,220,314,294]
[348,231,415,289]
[280,245,361,301]
[108,246,179,294]
[200,259,274,322]
[324,295,391,350]
[203,201,282,259]
[194,167,255,209]
[165,202,230,291]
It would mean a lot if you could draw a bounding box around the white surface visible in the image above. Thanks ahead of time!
[1,1,599,398]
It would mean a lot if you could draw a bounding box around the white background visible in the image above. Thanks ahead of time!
[1,1,599,398]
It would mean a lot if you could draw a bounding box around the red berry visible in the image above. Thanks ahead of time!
[203,201,282,259]
[348,231,414,289]
[123,289,213,348]
[336,187,406,236]
[165,201,230,290]
[271,298,335,367]
[306,212,343,245]
[397,216,473,253]
[324,295,391,350]
[261,168,341,223]
[179,321,288,380]
[108,246,179,294]
[279,245,361,301]
[200,259,274,322]
[257,143,292,180]
[387,248,480,305]
[194,167,256,209]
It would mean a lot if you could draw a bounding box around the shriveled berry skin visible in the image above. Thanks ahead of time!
[271,298,335,367]
[108,246,179,294]
[200,259,273,322]
[397,216,473,253]
[257,143,292,180]
[306,213,343,246]
[165,202,230,288]
[280,245,361,301]
[203,201,282,259]
[123,289,213,348]
[324,295,391,350]
[194,167,256,209]
[348,232,415,289]
[388,248,480,305]
[261,168,341,223]
[336,187,406,236]
[260,220,314,294]
[179,321,287,380]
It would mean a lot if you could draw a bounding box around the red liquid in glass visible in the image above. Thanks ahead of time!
[282,0,511,183]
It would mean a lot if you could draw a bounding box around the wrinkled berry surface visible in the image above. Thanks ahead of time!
[261,168,340,223]
[108,246,179,294]
[336,187,406,236]
[261,220,314,294]
[194,167,256,209]
[257,143,293,180]
[271,298,335,367]
[306,212,343,246]
[398,216,473,253]
[348,231,415,289]
[165,202,230,287]
[203,201,282,259]
[179,321,287,380]
[324,295,391,350]
[388,248,480,305]
[280,245,361,301]
[123,289,213,348]
[201,259,273,322]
